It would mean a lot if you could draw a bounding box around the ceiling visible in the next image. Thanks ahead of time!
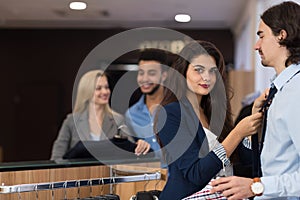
[0,0,248,29]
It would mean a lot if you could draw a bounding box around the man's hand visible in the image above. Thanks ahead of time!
[135,139,151,156]
[210,176,255,200]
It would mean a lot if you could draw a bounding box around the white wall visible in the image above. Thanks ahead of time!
[233,0,257,72]
[233,0,300,93]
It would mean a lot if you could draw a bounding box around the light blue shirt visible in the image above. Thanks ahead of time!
[125,95,161,153]
[257,63,300,200]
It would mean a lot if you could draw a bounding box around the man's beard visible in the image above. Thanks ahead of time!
[261,60,269,67]
[142,76,163,96]
[259,50,268,67]
[145,83,161,96]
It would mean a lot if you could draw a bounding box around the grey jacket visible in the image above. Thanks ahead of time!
[50,109,133,160]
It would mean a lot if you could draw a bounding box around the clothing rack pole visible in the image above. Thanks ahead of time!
[0,172,161,194]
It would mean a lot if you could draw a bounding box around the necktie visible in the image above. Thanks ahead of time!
[252,85,278,177]
[260,86,278,153]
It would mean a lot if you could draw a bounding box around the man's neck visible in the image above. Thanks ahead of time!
[145,86,164,115]
[274,48,290,75]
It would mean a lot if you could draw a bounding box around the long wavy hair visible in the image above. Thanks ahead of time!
[261,1,300,67]
[156,40,234,144]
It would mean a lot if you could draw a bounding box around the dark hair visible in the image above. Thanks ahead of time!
[158,40,233,144]
[138,48,170,71]
[261,1,300,67]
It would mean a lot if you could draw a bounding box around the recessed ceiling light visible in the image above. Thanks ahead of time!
[69,1,87,10]
[175,14,191,23]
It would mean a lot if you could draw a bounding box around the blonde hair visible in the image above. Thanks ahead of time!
[73,70,112,114]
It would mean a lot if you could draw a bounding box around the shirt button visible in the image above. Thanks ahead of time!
[152,138,156,142]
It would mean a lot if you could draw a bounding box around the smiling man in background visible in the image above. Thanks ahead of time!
[125,48,170,162]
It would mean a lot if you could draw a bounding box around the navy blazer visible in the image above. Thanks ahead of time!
[157,97,223,200]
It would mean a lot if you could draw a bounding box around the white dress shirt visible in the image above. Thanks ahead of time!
[257,63,300,200]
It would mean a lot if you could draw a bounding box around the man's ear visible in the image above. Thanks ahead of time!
[161,71,168,82]
[278,29,287,41]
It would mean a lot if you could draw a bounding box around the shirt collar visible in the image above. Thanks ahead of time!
[136,95,147,110]
[272,63,300,91]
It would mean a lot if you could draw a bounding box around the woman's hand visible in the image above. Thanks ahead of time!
[252,88,269,114]
[234,112,263,138]
[135,139,151,156]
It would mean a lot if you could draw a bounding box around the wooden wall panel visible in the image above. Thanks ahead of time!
[228,70,255,121]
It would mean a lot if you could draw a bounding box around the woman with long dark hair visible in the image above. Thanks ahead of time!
[155,41,262,200]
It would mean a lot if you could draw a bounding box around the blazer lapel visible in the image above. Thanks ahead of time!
[181,97,209,157]
[102,113,118,139]
[74,109,91,141]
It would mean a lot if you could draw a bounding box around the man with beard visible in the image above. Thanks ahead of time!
[125,48,169,160]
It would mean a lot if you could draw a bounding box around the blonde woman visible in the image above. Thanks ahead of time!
[50,70,150,160]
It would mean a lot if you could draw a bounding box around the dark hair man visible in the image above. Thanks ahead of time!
[211,1,300,199]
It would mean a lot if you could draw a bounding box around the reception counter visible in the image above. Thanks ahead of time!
[0,158,167,199]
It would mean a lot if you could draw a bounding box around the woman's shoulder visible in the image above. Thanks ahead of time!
[109,111,125,124]
[160,98,195,120]
[63,111,87,124]
[164,101,181,110]
[63,113,75,122]
[157,101,182,120]
[163,100,189,115]
[59,113,77,130]
[111,111,124,119]
[68,110,87,119]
